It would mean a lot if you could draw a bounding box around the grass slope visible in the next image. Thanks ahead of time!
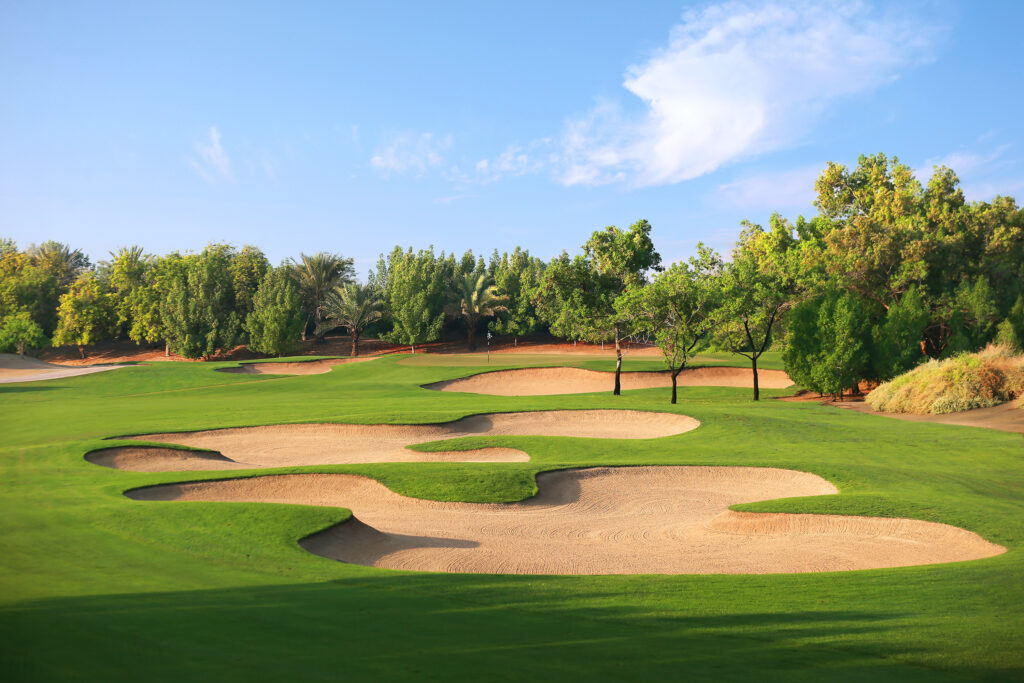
[0,354,1021,681]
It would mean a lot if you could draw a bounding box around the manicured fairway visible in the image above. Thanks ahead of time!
[0,354,1021,680]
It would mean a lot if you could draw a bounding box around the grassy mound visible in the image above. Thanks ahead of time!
[867,345,1024,414]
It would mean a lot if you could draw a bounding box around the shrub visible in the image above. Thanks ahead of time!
[866,345,1024,414]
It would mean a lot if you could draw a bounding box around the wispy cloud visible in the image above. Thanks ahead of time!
[471,142,549,184]
[556,0,941,187]
[915,143,1022,201]
[370,132,451,176]
[189,126,233,184]
[715,164,821,210]
[915,145,1011,182]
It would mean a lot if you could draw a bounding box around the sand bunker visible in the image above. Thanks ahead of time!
[425,366,792,396]
[128,466,1005,574]
[101,410,699,471]
[0,353,127,384]
[215,357,378,375]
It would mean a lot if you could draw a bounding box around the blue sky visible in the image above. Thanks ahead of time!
[2,0,1023,276]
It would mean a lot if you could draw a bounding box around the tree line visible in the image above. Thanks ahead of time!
[2,153,1022,402]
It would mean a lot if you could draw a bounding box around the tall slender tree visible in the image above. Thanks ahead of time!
[289,252,354,342]
[446,272,508,350]
[317,282,384,356]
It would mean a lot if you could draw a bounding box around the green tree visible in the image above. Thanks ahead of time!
[0,244,61,335]
[584,219,663,394]
[446,272,508,350]
[28,241,91,288]
[53,272,117,358]
[317,282,384,356]
[491,248,544,346]
[101,246,152,338]
[783,291,871,398]
[0,312,49,355]
[381,247,447,353]
[615,246,721,404]
[871,286,929,380]
[714,217,796,400]
[245,267,304,357]
[231,245,270,325]
[290,252,355,342]
[942,276,999,355]
[160,246,242,360]
[994,319,1021,351]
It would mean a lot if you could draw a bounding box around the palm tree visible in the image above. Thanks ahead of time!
[28,241,91,287]
[316,283,384,356]
[447,273,508,351]
[289,252,355,342]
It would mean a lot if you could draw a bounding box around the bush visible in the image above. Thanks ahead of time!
[866,345,1024,414]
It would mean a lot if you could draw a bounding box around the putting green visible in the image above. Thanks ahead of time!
[0,353,1021,680]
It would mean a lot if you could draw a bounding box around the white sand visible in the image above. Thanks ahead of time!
[425,366,793,396]
[98,410,700,470]
[128,466,1005,574]
[0,353,126,384]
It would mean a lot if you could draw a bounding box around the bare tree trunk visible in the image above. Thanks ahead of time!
[351,332,359,357]
[165,343,170,357]
[78,345,86,360]
[751,355,760,401]
[671,368,680,404]
[301,314,310,342]
[467,321,475,351]
[410,343,415,354]
[613,326,622,396]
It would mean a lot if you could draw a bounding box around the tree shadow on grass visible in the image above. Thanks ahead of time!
[0,576,1001,682]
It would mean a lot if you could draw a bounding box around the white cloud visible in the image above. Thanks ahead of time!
[557,1,939,187]
[370,133,451,175]
[189,126,233,184]
[715,164,821,210]
[915,145,1011,183]
[472,142,548,184]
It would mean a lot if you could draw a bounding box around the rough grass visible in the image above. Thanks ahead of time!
[867,345,1024,414]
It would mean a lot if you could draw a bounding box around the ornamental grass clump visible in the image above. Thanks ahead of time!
[866,345,1024,415]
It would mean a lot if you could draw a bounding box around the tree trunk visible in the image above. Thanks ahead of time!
[301,314,310,342]
[613,326,622,396]
[410,343,415,354]
[78,345,86,359]
[165,343,170,357]
[514,337,517,347]
[671,368,680,404]
[751,355,760,401]
[467,321,475,351]
[351,331,359,357]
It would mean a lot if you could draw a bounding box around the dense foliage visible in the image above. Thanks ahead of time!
[3,153,1022,401]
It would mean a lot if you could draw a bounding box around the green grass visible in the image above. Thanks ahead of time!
[0,353,1020,681]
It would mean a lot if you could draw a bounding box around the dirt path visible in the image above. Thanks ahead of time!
[425,366,792,396]
[94,410,700,471]
[832,399,1023,435]
[0,354,127,384]
[128,466,1005,574]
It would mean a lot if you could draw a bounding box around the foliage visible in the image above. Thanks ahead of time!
[446,272,508,350]
[160,246,242,359]
[871,286,930,380]
[583,219,662,288]
[867,345,1024,414]
[616,245,722,403]
[490,248,544,342]
[380,247,448,352]
[27,240,91,288]
[230,245,270,325]
[245,267,304,357]
[0,311,49,355]
[0,244,61,334]
[289,252,355,341]
[101,246,152,337]
[316,282,384,356]
[783,291,871,397]
[52,272,118,357]
[714,215,796,399]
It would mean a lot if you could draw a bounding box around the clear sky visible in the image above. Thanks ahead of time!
[2,0,1022,276]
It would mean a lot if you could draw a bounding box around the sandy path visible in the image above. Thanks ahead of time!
[101,410,700,471]
[0,354,127,384]
[425,366,792,396]
[833,399,1023,435]
[215,357,378,375]
[128,466,1005,574]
